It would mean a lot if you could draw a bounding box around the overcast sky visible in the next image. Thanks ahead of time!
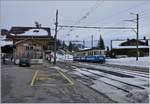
[1,0,150,48]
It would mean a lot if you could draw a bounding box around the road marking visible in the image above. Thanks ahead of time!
[54,66,74,85]
[37,77,53,80]
[57,70,74,85]
[30,70,39,86]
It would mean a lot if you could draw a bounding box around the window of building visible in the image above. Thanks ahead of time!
[30,46,33,50]
[26,46,29,50]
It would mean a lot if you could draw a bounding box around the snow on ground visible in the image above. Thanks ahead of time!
[56,53,73,61]
[91,79,128,103]
[106,57,149,68]
[91,79,149,103]
[126,88,149,103]
[72,67,149,103]
[45,51,73,62]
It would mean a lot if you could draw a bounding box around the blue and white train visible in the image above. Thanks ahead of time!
[73,55,105,63]
[73,48,106,63]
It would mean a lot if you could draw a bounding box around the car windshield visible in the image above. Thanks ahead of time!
[20,58,28,61]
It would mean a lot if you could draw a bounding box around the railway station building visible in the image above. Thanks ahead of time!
[3,26,55,64]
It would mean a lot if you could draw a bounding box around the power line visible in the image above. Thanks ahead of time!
[58,25,136,30]
[74,1,104,25]
[139,13,149,19]
[66,1,104,35]
[64,1,148,36]
[89,1,147,25]
[57,1,103,34]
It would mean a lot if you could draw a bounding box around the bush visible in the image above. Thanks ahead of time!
[106,51,116,58]
[127,50,144,57]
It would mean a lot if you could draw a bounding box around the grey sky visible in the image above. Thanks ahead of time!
[1,0,150,48]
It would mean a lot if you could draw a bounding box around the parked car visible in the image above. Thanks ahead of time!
[19,58,30,67]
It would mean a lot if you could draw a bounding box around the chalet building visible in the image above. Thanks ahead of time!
[111,38,149,56]
[4,26,55,62]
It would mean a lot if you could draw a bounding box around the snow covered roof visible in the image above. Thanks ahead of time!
[80,47,91,51]
[1,35,8,40]
[9,26,50,35]
[0,36,13,46]
[112,39,149,49]
[112,40,126,48]
[16,29,48,36]
[113,46,149,49]
[0,41,13,47]
[78,47,105,52]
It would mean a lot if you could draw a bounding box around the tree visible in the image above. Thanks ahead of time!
[68,41,73,52]
[72,43,79,52]
[106,46,109,51]
[62,41,67,48]
[56,39,61,46]
[97,34,105,49]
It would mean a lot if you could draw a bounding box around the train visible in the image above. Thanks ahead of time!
[73,48,106,63]
[73,55,105,63]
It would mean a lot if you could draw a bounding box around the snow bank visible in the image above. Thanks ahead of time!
[46,51,73,62]
[106,57,149,68]
[56,54,73,61]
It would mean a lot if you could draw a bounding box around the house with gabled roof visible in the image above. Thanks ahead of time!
[4,26,55,63]
[111,38,149,57]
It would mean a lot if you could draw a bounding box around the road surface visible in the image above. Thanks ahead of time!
[1,60,114,103]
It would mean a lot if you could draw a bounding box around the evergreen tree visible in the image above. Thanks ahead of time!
[56,39,61,46]
[106,46,109,51]
[97,34,105,49]
[68,41,73,52]
[56,39,61,50]
[62,41,66,48]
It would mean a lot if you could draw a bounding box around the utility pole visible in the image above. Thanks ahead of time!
[110,40,113,50]
[124,13,139,61]
[83,40,85,48]
[54,10,58,65]
[91,35,93,48]
[136,14,139,61]
[130,13,139,61]
[13,38,16,64]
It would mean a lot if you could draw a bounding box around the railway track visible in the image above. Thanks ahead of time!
[57,61,149,95]
[77,61,149,74]
[76,67,145,89]
[70,61,149,79]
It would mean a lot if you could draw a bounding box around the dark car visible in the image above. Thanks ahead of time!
[19,58,30,67]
